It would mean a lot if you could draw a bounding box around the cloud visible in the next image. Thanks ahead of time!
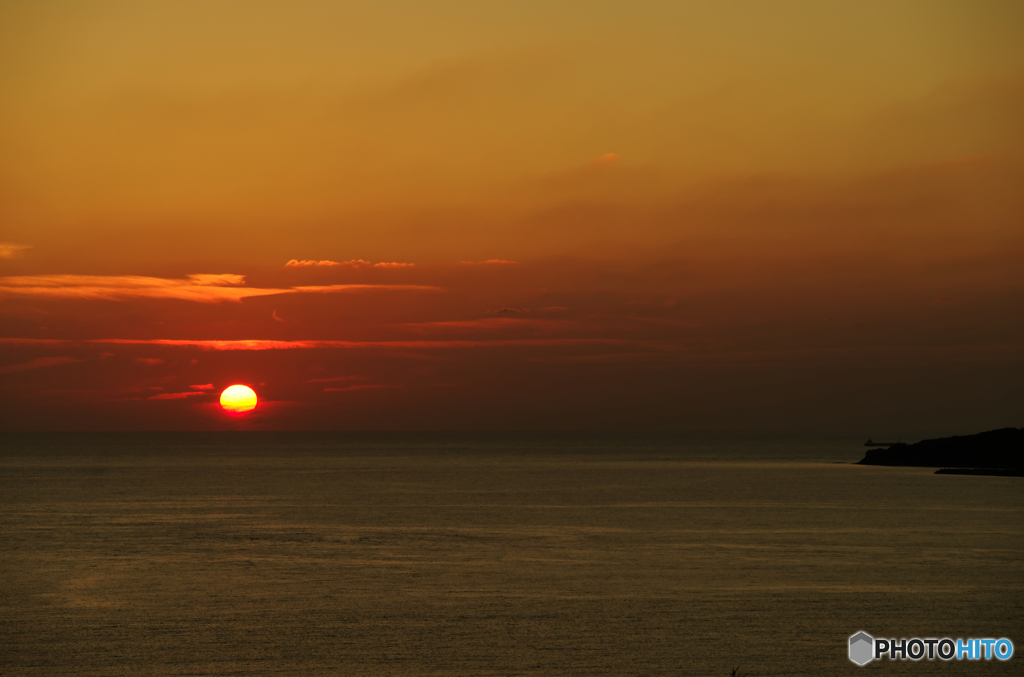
[0,242,31,259]
[284,257,415,268]
[134,358,165,366]
[285,259,343,267]
[324,384,391,392]
[0,274,264,303]
[0,337,639,351]
[401,316,579,338]
[272,310,286,322]
[589,152,619,167]
[308,375,368,383]
[186,274,246,286]
[288,259,415,268]
[0,274,442,303]
[0,338,67,346]
[147,391,207,400]
[489,307,525,315]
[0,356,83,374]
[852,74,1024,169]
[189,384,214,390]
[290,284,440,294]
[460,259,518,265]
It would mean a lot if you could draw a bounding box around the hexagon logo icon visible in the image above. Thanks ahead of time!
[849,631,874,666]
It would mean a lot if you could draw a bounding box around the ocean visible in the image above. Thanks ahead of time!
[1,433,1020,676]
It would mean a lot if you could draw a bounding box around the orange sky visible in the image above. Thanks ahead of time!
[1,1,1022,431]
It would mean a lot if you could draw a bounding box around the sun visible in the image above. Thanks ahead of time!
[220,385,257,413]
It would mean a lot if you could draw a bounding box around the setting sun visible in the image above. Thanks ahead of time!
[220,385,257,414]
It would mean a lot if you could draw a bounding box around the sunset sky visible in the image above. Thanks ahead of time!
[1,0,1021,431]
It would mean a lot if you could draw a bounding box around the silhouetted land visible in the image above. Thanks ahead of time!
[858,428,1023,473]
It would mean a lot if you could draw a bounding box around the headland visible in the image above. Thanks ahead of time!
[857,428,1022,475]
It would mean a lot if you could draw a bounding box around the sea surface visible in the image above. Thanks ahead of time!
[1,433,1021,676]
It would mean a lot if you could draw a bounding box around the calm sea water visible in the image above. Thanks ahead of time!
[1,433,1021,676]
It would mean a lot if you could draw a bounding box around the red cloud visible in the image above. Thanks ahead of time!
[0,356,82,374]
[307,375,368,383]
[189,384,214,390]
[0,275,440,303]
[324,384,391,392]
[290,284,440,294]
[0,242,31,259]
[1,337,637,351]
[288,259,415,268]
[460,259,518,265]
[589,152,619,167]
[285,260,343,267]
[147,391,207,400]
[186,274,246,286]
[0,274,266,303]
[401,316,579,338]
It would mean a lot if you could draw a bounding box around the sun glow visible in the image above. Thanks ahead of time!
[220,384,257,413]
